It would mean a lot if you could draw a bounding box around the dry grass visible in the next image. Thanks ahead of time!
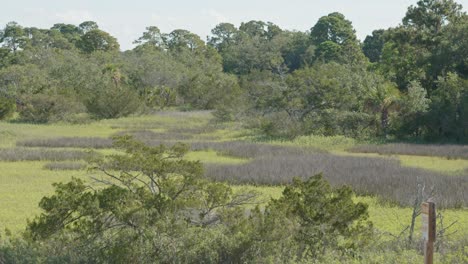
[17,137,113,149]
[43,162,87,171]
[114,130,193,140]
[349,143,468,160]
[0,148,89,161]
[190,141,322,158]
[205,151,467,208]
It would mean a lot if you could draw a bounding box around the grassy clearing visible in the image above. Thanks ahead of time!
[0,161,87,232]
[398,155,468,174]
[334,151,468,174]
[43,161,87,171]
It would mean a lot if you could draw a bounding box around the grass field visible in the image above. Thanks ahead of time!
[1,111,467,250]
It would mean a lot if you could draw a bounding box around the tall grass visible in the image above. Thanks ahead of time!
[17,137,113,149]
[190,141,321,158]
[205,152,467,208]
[0,148,89,161]
[349,143,468,160]
[114,130,193,140]
[43,162,87,171]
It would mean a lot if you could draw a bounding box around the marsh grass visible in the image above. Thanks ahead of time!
[0,148,89,161]
[17,137,113,149]
[114,129,193,140]
[349,143,468,160]
[43,162,87,171]
[205,152,467,208]
[191,141,322,158]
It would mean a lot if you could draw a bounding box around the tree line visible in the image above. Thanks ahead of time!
[0,0,467,142]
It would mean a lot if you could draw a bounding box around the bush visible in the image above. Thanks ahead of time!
[84,85,140,119]
[18,94,86,123]
[0,96,16,120]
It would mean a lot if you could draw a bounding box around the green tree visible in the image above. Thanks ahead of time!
[166,29,204,52]
[395,80,431,137]
[78,21,99,34]
[208,23,238,52]
[133,26,166,49]
[0,95,15,120]
[77,29,120,53]
[310,13,366,64]
[0,22,28,53]
[365,76,401,136]
[311,12,357,45]
[427,73,468,141]
[50,23,81,43]
[403,0,463,34]
[363,29,386,63]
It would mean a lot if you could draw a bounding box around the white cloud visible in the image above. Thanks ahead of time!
[202,8,228,24]
[55,10,94,24]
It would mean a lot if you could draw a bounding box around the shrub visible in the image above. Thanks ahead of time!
[0,96,15,120]
[261,174,372,259]
[84,85,140,119]
[18,94,86,123]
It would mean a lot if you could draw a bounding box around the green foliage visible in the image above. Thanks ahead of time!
[19,94,85,123]
[19,136,375,262]
[268,174,372,259]
[311,12,366,65]
[241,174,372,262]
[363,29,386,63]
[77,29,120,53]
[426,72,468,141]
[84,84,140,119]
[0,95,15,120]
[25,136,256,262]
[0,22,28,53]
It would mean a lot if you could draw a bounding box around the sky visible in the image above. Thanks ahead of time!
[1,0,468,50]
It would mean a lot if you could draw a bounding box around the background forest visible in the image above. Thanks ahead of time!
[0,0,466,142]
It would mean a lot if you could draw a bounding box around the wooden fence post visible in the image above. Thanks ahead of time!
[421,201,436,264]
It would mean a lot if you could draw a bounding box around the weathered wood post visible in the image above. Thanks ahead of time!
[421,201,436,264]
